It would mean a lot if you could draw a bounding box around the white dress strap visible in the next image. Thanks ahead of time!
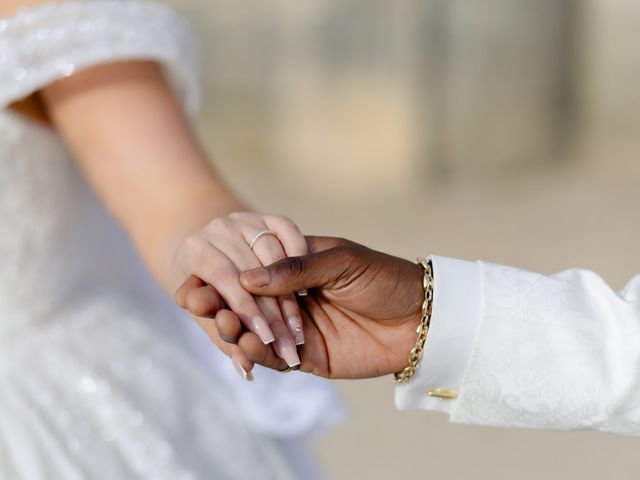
[0,1,200,114]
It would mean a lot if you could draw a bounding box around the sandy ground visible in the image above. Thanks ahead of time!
[212,152,640,479]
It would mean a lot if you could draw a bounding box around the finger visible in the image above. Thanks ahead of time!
[254,291,301,367]
[264,215,310,296]
[238,331,289,372]
[278,294,304,345]
[215,309,244,344]
[264,215,308,257]
[188,241,275,345]
[245,232,287,266]
[212,236,301,368]
[230,348,255,382]
[304,235,350,254]
[191,313,256,380]
[184,283,225,319]
[175,275,205,309]
[240,242,358,296]
[244,229,305,345]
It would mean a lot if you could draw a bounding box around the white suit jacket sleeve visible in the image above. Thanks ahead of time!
[395,255,640,436]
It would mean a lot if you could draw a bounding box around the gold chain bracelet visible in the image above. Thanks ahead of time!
[394,258,434,384]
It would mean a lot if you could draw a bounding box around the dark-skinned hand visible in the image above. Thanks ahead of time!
[175,236,423,379]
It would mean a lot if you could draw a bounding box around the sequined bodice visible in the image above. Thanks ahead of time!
[0,112,139,333]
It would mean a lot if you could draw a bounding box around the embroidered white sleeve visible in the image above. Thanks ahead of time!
[0,1,200,114]
[452,262,640,436]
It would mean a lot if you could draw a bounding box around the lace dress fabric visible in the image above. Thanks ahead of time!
[0,1,342,478]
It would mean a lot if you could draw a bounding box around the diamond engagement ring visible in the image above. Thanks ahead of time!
[249,229,278,250]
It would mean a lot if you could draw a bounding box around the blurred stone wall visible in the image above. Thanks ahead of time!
[422,0,577,173]
[577,0,640,166]
[166,0,640,191]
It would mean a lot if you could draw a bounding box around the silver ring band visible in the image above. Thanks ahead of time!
[249,229,278,250]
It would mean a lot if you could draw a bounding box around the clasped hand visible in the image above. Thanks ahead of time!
[175,217,423,380]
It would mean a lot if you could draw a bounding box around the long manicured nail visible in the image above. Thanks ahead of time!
[231,356,254,382]
[275,336,301,368]
[250,316,275,344]
[287,316,305,345]
[242,268,271,288]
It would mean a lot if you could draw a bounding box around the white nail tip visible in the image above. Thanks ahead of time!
[252,317,275,344]
[285,358,301,368]
[232,357,254,382]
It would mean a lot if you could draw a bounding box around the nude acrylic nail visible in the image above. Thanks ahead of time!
[250,316,275,344]
[231,356,254,382]
[275,336,301,368]
[287,316,305,345]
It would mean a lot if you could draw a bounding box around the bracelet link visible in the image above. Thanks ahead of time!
[394,258,434,384]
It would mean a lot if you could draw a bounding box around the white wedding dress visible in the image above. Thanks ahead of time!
[0,1,344,479]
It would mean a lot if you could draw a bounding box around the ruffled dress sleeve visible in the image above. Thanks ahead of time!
[0,0,200,115]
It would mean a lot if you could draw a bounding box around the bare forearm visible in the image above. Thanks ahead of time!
[41,61,245,292]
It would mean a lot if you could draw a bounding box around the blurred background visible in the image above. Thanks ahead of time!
[168,1,640,478]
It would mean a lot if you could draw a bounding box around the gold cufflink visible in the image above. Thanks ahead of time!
[427,388,457,400]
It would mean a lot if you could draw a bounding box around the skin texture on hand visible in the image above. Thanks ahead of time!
[173,212,309,368]
[176,236,424,379]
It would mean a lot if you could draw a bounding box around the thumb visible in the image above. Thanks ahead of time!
[240,244,354,296]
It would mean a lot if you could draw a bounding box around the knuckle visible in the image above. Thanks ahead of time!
[332,244,353,257]
[273,215,300,232]
[180,237,206,271]
[281,256,306,278]
[206,218,224,234]
[270,213,289,224]
[208,263,236,284]
[207,217,234,235]
[182,234,204,254]
[332,237,353,248]
[330,244,360,266]
[227,211,246,222]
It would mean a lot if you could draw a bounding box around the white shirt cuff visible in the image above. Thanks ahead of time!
[395,255,482,414]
